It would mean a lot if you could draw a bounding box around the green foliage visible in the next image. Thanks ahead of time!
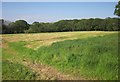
[2,61,37,80]
[2,20,29,34]
[1,18,120,34]
[26,22,55,33]
[114,1,120,16]
[12,20,29,33]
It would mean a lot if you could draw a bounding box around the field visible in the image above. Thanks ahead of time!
[1,31,119,80]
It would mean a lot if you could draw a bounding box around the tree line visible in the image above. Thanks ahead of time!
[0,17,120,34]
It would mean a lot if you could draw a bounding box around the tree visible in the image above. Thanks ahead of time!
[26,22,40,33]
[114,1,120,16]
[10,20,29,33]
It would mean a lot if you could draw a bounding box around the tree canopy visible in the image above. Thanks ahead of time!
[114,1,120,16]
[1,17,119,34]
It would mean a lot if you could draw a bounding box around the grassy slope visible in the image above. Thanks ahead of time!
[2,32,118,80]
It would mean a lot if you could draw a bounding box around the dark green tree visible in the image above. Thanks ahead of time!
[10,20,29,33]
[26,22,40,33]
[114,1,120,16]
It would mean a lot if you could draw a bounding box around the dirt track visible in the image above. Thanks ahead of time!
[23,61,86,80]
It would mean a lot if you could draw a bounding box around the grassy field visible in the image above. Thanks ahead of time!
[1,31,119,80]
[2,61,37,80]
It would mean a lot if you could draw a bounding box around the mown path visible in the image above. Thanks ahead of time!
[23,60,85,80]
[2,37,86,80]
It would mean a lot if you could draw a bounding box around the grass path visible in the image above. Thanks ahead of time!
[22,60,85,80]
[3,41,85,80]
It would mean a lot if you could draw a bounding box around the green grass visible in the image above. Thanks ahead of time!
[2,61,37,80]
[31,33,118,80]
[2,32,118,80]
[2,41,38,80]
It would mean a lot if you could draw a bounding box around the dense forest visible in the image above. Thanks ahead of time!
[0,17,119,34]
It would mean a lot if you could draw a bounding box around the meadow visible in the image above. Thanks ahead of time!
[1,31,119,80]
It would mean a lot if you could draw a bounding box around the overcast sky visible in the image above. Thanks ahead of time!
[2,2,118,23]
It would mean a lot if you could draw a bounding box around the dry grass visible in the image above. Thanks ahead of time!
[2,31,116,50]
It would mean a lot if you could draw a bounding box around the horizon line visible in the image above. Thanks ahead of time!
[2,16,118,24]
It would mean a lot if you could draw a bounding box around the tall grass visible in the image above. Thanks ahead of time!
[33,33,118,80]
[2,61,37,80]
